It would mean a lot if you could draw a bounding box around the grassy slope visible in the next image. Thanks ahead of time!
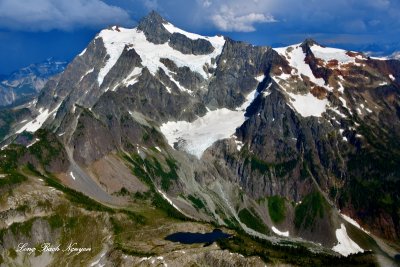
[0,134,380,266]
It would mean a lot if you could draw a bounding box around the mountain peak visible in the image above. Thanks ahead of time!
[137,11,170,44]
[139,10,167,25]
[300,38,320,48]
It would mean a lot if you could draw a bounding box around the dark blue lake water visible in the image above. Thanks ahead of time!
[165,229,231,244]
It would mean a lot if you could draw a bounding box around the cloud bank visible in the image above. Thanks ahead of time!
[0,0,134,31]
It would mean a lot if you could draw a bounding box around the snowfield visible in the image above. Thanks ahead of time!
[310,45,358,64]
[97,24,225,88]
[332,224,364,256]
[287,92,328,117]
[160,90,258,158]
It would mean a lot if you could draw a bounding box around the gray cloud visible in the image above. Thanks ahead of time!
[0,0,134,31]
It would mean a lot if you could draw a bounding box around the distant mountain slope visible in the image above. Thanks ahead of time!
[0,58,67,107]
[390,51,400,60]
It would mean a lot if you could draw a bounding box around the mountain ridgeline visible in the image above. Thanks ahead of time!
[0,11,399,266]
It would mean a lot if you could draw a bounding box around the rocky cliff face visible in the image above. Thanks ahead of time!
[1,11,399,266]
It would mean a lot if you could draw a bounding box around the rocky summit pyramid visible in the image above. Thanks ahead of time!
[0,11,399,266]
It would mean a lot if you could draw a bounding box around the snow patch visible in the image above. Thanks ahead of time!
[139,257,150,263]
[330,107,347,118]
[310,45,356,64]
[332,224,364,256]
[271,226,289,237]
[155,146,162,152]
[263,83,272,96]
[78,48,87,57]
[26,138,40,148]
[79,68,94,83]
[338,97,352,115]
[255,74,265,82]
[70,171,77,181]
[338,82,345,93]
[287,92,328,117]
[169,75,192,94]
[235,139,243,151]
[389,74,395,81]
[163,22,224,47]
[340,214,370,234]
[17,103,61,133]
[97,28,129,86]
[157,189,189,218]
[122,67,142,87]
[160,90,257,158]
[89,252,106,267]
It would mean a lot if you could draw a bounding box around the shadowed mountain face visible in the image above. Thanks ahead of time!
[0,58,67,107]
[0,11,399,266]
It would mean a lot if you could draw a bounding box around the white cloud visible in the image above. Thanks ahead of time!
[211,6,276,32]
[142,0,159,10]
[202,0,212,7]
[365,0,390,9]
[0,0,133,31]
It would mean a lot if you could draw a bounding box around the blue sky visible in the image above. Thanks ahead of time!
[0,0,399,74]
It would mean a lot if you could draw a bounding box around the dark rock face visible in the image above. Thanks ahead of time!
[205,39,279,109]
[18,130,70,173]
[174,66,205,92]
[137,11,171,44]
[71,108,118,165]
[137,11,215,56]
[119,68,206,122]
[37,36,107,112]
[160,58,205,92]
[169,33,214,55]
[302,44,333,85]
[101,46,143,91]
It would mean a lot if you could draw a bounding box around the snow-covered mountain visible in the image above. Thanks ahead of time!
[389,51,400,60]
[0,58,67,106]
[0,12,399,266]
